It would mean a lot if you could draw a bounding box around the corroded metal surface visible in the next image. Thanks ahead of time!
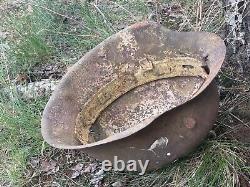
[84,82,219,171]
[91,77,203,143]
[41,21,226,170]
[76,57,208,144]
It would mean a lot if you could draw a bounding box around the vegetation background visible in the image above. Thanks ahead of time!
[0,0,249,186]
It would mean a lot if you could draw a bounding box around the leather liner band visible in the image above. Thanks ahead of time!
[75,57,208,144]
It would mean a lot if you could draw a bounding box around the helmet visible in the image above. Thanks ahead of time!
[41,22,226,170]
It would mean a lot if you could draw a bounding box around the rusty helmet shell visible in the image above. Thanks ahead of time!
[41,22,225,170]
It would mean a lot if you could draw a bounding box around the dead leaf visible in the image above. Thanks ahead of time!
[15,73,29,84]
[41,160,59,174]
[69,163,84,179]
[82,163,97,173]
[29,157,40,168]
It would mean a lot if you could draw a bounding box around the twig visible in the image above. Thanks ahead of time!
[195,0,203,31]
[155,0,160,24]
[41,141,45,156]
[177,4,197,31]
[40,29,99,38]
[111,1,139,22]
[229,113,245,124]
[93,3,115,32]
[31,3,96,34]
[199,0,218,30]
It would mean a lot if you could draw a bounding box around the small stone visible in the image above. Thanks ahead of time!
[112,181,123,187]
[95,168,104,176]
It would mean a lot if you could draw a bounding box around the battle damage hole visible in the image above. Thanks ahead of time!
[202,65,210,74]
[182,65,194,69]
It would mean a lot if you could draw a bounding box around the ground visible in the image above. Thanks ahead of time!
[0,0,249,186]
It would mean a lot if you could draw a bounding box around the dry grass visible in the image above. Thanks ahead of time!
[0,0,249,186]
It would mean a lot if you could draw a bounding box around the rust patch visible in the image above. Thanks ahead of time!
[184,117,196,129]
[129,21,151,30]
[117,30,139,59]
